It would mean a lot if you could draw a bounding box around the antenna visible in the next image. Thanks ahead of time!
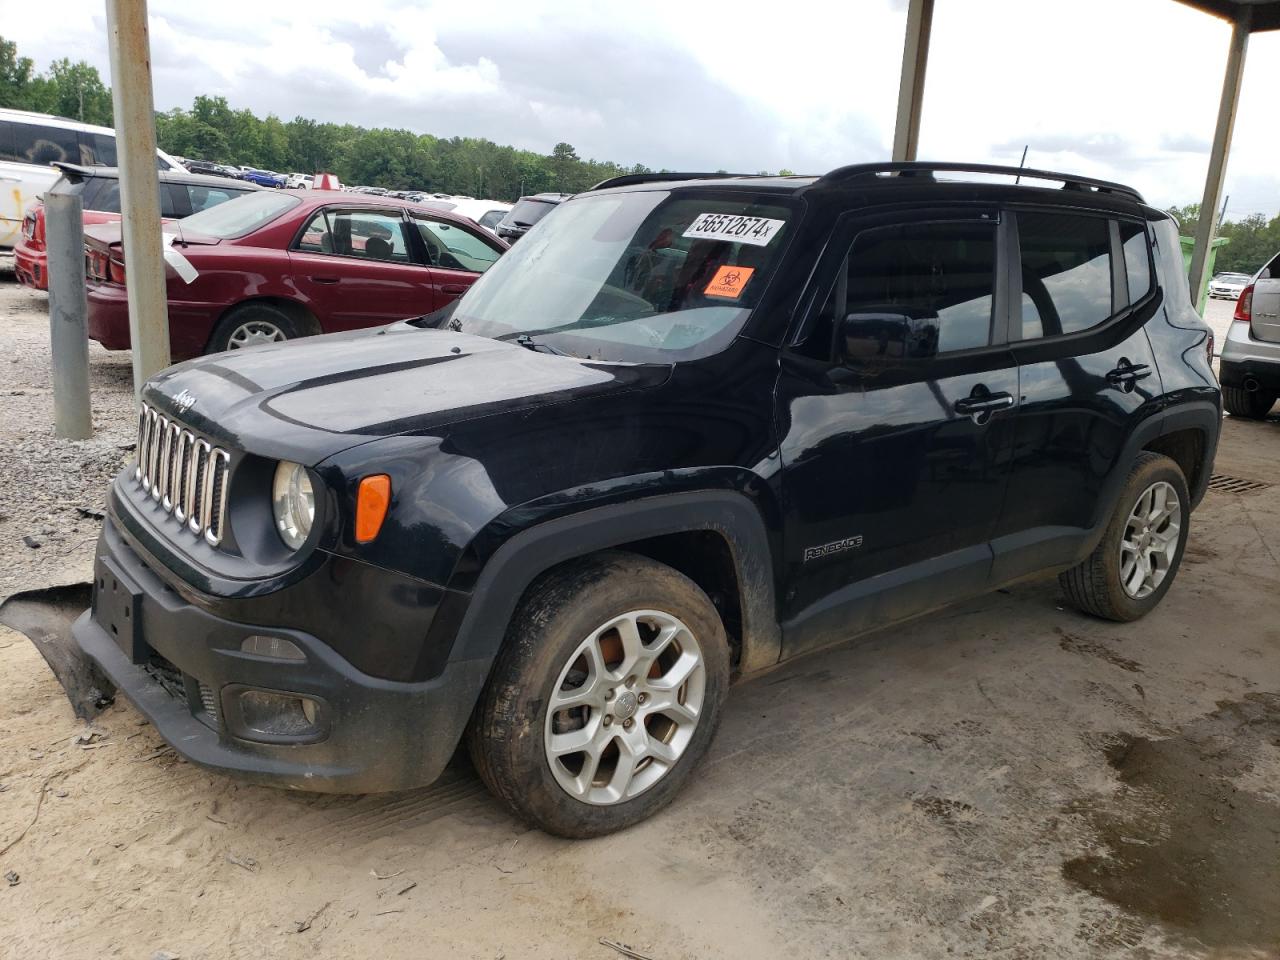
[1015,145,1028,184]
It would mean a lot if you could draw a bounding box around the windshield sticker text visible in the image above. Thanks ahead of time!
[704,265,755,299]
[682,213,785,247]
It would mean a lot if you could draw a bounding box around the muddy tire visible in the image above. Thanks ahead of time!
[1059,452,1190,622]
[1222,386,1276,420]
[467,551,730,838]
[207,303,301,354]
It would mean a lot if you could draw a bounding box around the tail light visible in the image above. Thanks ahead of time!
[21,212,36,240]
[109,257,127,284]
[1234,284,1253,323]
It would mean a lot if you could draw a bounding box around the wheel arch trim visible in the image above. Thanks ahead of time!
[446,490,783,676]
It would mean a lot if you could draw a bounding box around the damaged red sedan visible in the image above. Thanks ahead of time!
[84,190,507,358]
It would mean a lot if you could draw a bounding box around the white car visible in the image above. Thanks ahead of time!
[1208,272,1251,300]
[420,197,513,235]
[285,173,314,190]
[0,108,182,250]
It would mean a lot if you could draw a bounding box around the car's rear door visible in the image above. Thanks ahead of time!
[989,208,1163,583]
[407,213,504,305]
[776,207,1020,659]
[289,206,437,330]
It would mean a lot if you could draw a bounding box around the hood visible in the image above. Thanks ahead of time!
[143,323,671,465]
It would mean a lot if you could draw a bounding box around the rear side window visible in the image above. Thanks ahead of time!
[183,183,243,214]
[1,121,80,165]
[295,208,412,263]
[1120,221,1153,303]
[1259,251,1280,281]
[79,131,117,166]
[84,179,121,213]
[1016,212,1112,339]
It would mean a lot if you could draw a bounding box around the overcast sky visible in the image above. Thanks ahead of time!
[5,0,1279,217]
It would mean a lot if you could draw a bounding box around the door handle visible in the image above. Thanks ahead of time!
[954,390,1016,425]
[1106,357,1153,392]
[441,284,468,295]
[310,276,339,284]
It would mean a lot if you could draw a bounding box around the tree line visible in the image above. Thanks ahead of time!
[2,34,1277,265]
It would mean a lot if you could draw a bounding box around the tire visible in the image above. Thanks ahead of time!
[467,551,731,838]
[1059,452,1191,622]
[1222,385,1276,419]
[206,303,301,354]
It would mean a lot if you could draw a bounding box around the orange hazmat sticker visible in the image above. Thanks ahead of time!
[704,265,754,299]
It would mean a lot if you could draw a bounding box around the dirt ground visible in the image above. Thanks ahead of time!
[1,277,1277,959]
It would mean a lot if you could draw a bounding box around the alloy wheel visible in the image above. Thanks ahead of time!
[1118,480,1182,599]
[227,320,286,349]
[544,610,706,805]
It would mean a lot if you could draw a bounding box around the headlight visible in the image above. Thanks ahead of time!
[272,461,314,549]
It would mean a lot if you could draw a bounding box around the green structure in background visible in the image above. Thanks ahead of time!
[1180,235,1231,314]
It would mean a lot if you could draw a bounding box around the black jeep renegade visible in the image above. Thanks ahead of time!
[75,163,1221,837]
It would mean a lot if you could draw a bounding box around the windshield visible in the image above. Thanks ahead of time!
[178,190,301,239]
[453,190,796,362]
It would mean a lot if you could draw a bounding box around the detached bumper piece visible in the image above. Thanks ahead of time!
[73,517,488,793]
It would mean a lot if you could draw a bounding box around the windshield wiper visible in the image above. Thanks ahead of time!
[513,334,571,356]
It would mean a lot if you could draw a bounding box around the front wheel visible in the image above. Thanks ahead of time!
[467,552,730,837]
[1059,452,1190,621]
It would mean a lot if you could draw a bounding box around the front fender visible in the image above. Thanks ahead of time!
[432,486,784,676]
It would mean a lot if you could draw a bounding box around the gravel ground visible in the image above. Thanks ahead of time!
[0,270,135,604]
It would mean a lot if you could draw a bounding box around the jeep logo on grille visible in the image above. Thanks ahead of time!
[173,389,197,414]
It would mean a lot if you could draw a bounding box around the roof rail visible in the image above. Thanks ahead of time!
[815,162,1144,203]
[590,172,751,191]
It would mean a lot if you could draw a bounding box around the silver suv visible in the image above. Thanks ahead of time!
[1220,249,1280,419]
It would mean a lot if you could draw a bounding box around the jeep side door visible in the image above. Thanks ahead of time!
[989,209,1163,582]
[775,209,1019,659]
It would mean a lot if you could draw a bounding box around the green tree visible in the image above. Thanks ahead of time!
[44,58,113,125]
[0,36,37,109]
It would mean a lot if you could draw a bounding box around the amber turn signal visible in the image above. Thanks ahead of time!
[355,475,391,543]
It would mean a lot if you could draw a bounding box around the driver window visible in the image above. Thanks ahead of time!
[414,218,501,274]
[802,220,997,360]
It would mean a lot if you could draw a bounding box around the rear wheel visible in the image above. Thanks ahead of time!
[1223,385,1276,419]
[207,303,301,354]
[1059,452,1190,622]
[467,552,730,838]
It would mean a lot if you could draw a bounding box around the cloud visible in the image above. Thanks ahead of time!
[3,0,1278,215]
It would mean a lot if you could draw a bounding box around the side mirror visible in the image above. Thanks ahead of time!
[837,310,939,373]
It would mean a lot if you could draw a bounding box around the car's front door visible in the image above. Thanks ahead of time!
[408,213,504,306]
[289,207,436,330]
[776,209,1019,660]
[989,209,1163,583]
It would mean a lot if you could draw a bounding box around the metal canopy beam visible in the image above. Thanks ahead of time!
[891,0,934,162]
[1174,0,1280,31]
[105,0,170,398]
[1187,5,1252,311]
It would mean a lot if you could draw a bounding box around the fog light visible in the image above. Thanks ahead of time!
[236,689,321,738]
[241,635,305,661]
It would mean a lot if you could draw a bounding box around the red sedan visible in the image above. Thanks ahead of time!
[84,191,507,358]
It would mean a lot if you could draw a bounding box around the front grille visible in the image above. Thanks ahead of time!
[135,402,231,545]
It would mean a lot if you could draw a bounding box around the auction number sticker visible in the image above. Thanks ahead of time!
[682,213,785,247]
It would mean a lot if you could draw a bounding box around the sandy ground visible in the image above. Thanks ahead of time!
[0,277,1277,959]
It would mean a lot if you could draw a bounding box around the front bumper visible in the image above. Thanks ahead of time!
[1219,321,1280,392]
[73,517,489,793]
